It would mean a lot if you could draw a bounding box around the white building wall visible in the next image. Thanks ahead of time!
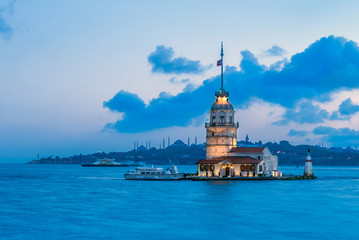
[228,152,263,159]
[304,162,314,176]
[272,156,278,171]
[233,165,241,176]
[228,147,278,174]
[214,164,222,176]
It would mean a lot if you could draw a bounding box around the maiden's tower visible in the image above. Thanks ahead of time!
[196,43,280,178]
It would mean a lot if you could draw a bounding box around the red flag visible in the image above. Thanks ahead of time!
[217,59,222,66]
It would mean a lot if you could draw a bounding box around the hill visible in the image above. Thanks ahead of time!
[28,140,359,166]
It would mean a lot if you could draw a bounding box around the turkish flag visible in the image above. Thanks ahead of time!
[217,59,222,66]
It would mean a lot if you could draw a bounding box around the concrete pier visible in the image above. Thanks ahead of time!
[184,174,316,181]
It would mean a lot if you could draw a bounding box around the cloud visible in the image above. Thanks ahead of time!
[274,100,330,125]
[328,98,359,121]
[0,1,15,40]
[263,45,287,57]
[338,98,359,115]
[269,58,288,71]
[148,45,211,74]
[312,126,337,135]
[182,83,196,92]
[313,126,359,146]
[288,129,308,137]
[103,88,212,132]
[275,97,359,124]
[329,110,350,121]
[258,36,359,107]
[103,90,146,114]
[105,36,359,132]
[169,77,190,84]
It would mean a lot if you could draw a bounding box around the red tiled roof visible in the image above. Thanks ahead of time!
[196,156,261,165]
[229,147,265,153]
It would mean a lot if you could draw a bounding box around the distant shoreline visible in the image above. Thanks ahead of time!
[24,141,359,166]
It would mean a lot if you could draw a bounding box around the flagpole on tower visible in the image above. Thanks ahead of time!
[221,41,224,90]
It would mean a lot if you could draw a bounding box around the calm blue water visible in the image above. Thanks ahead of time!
[0,164,359,240]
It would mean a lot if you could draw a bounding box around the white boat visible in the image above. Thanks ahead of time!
[124,165,184,180]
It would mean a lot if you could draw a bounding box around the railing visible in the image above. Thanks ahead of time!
[205,122,239,128]
[206,134,237,137]
[215,90,229,97]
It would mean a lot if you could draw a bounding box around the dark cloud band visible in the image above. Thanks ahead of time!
[313,126,359,146]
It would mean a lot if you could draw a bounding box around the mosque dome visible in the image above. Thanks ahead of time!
[173,139,186,146]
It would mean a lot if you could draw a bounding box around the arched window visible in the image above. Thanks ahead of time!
[212,116,216,123]
[220,116,225,123]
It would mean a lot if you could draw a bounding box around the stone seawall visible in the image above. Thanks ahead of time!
[185,175,317,181]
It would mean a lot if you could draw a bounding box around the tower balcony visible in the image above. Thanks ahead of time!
[205,122,239,128]
[206,134,237,138]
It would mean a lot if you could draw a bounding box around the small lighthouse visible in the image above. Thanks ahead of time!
[303,148,314,178]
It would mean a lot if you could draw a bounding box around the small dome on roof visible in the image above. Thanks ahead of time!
[211,101,234,111]
[211,89,233,111]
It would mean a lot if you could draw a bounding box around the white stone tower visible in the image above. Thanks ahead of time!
[303,148,314,177]
[205,42,239,159]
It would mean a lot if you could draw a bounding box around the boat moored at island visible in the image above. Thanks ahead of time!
[124,166,184,180]
[82,159,141,167]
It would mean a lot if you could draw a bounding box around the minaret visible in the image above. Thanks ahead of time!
[303,148,314,177]
[205,42,239,159]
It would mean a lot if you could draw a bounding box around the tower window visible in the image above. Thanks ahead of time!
[229,116,232,123]
[220,116,225,124]
[212,116,216,123]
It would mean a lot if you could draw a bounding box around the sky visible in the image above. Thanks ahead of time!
[1,0,359,162]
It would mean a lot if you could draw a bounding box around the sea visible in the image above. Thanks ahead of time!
[0,164,358,240]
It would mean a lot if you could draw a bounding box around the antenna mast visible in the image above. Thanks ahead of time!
[221,41,224,90]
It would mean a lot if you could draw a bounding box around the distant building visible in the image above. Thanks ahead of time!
[196,43,279,177]
[172,139,186,147]
[136,145,147,151]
